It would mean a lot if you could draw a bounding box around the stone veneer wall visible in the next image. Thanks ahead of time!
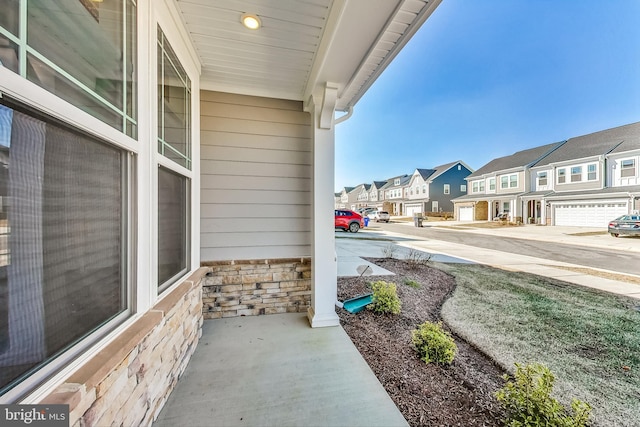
[41,268,207,427]
[202,258,311,319]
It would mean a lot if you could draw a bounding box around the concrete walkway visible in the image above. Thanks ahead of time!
[154,314,408,427]
[344,222,640,300]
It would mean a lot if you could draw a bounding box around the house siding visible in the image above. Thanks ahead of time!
[200,91,312,261]
[430,165,472,212]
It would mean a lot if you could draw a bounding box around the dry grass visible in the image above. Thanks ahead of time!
[437,263,640,427]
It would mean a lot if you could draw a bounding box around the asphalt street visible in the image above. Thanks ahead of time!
[371,221,640,276]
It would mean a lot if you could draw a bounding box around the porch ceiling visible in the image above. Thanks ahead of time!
[174,0,441,110]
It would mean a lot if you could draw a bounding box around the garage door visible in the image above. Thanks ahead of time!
[405,204,422,217]
[459,206,474,221]
[554,203,628,227]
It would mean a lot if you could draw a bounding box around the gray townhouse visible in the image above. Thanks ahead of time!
[383,174,412,215]
[454,142,564,222]
[454,122,640,226]
[404,161,473,216]
[530,122,640,226]
[367,180,391,211]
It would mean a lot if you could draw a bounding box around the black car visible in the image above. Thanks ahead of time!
[608,214,640,237]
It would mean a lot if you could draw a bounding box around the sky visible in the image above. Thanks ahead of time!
[334,0,640,192]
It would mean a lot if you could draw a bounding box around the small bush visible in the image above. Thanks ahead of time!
[381,244,397,259]
[495,363,591,427]
[411,321,457,365]
[370,281,401,314]
[403,278,421,289]
[405,249,431,269]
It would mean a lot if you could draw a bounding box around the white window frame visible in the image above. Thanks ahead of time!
[538,171,547,187]
[488,178,496,191]
[570,166,582,182]
[621,159,636,178]
[500,176,508,189]
[557,168,566,184]
[461,184,467,192]
[587,164,597,181]
[444,184,450,194]
[154,6,200,299]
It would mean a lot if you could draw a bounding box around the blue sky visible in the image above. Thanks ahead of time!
[335,0,640,192]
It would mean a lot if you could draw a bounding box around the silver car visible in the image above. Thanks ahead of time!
[608,214,640,237]
[368,211,390,223]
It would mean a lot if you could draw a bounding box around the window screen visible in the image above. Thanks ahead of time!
[0,99,127,395]
[158,167,189,290]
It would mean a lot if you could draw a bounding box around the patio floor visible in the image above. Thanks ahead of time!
[153,313,408,427]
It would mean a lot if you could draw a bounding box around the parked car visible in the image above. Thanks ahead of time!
[368,211,390,223]
[608,214,640,237]
[335,209,364,232]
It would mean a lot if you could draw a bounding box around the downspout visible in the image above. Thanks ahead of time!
[334,106,353,125]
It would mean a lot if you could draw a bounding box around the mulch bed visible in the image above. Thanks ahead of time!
[337,258,506,426]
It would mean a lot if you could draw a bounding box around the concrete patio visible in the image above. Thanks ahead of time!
[153,313,407,427]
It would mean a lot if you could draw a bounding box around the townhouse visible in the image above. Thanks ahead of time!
[454,122,640,226]
[404,161,473,216]
[454,142,564,222]
[531,122,640,226]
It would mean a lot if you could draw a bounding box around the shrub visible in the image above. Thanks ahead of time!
[411,321,457,365]
[405,249,431,269]
[495,363,591,427]
[381,244,397,259]
[370,280,401,314]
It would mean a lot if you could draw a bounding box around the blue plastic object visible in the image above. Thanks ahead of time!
[342,293,373,313]
[364,217,369,227]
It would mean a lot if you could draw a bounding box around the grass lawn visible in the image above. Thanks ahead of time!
[436,262,640,427]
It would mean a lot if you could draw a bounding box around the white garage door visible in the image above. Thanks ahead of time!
[554,203,628,227]
[459,206,474,221]
[405,204,422,217]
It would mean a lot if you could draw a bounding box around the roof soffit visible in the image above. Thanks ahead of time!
[175,0,441,110]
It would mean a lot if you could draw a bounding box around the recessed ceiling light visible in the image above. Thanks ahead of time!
[241,13,261,30]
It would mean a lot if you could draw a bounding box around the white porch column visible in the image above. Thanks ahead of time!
[305,84,340,328]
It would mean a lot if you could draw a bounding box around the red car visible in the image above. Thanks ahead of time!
[335,209,364,233]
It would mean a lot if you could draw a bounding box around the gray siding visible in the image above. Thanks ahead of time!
[200,91,311,261]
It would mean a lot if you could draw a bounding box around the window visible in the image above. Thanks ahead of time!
[571,166,582,182]
[157,28,191,292]
[501,176,508,189]
[587,164,597,181]
[394,179,400,185]
[488,178,496,191]
[479,180,485,192]
[444,184,450,194]
[422,185,426,194]
[0,98,128,396]
[158,27,192,169]
[472,182,479,193]
[461,184,467,192]
[538,172,547,186]
[158,167,190,289]
[0,0,138,137]
[621,159,636,178]
[509,174,518,188]
[558,168,566,184]
[432,201,439,212]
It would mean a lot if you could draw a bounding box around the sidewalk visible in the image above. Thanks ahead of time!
[336,224,640,300]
